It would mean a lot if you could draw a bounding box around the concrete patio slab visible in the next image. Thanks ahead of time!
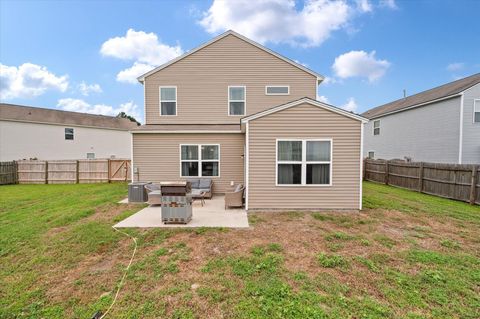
[114,195,249,228]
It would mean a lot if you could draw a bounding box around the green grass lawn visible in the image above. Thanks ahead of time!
[0,182,479,319]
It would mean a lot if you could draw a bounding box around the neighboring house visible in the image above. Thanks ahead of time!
[132,30,367,211]
[0,103,137,161]
[363,74,480,164]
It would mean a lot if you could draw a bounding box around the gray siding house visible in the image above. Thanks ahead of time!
[363,74,480,164]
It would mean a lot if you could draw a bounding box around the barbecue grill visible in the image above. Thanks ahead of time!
[160,181,192,224]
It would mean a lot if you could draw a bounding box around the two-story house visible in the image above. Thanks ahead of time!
[131,31,367,211]
[363,73,480,164]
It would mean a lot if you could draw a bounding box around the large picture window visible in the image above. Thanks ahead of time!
[277,139,332,186]
[160,86,177,116]
[228,86,245,115]
[180,144,219,177]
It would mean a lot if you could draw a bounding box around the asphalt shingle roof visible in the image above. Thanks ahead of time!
[0,103,138,130]
[362,73,480,119]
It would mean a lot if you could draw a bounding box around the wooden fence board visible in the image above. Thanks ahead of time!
[17,160,47,184]
[78,159,109,183]
[1,159,131,185]
[0,161,17,185]
[364,159,479,205]
[47,160,77,184]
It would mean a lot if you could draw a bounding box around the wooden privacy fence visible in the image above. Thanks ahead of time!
[0,161,17,185]
[3,159,131,185]
[364,159,479,205]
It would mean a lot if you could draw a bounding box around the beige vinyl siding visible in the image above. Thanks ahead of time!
[132,133,244,193]
[144,34,316,124]
[247,103,362,210]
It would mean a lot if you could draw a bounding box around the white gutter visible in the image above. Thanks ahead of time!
[458,93,464,164]
[359,123,364,210]
[245,121,249,211]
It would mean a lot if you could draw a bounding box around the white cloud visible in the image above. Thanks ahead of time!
[78,81,102,96]
[356,0,372,13]
[57,98,141,122]
[101,29,183,65]
[341,97,358,112]
[321,76,340,85]
[332,50,390,82]
[446,62,464,72]
[0,63,68,100]
[116,62,155,84]
[199,0,353,47]
[380,0,397,9]
[316,95,329,103]
[100,29,183,84]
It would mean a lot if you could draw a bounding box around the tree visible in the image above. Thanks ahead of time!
[117,112,140,126]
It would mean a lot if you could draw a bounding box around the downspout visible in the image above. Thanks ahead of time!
[458,93,464,164]
[359,122,364,210]
[245,121,249,210]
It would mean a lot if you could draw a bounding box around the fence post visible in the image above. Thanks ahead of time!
[384,160,389,185]
[470,165,478,205]
[75,160,79,184]
[418,162,424,193]
[107,159,111,183]
[363,159,367,181]
[45,161,49,184]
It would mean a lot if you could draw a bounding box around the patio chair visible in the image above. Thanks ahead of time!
[187,178,213,199]
[144,183,162,205]
[225,184,244,209]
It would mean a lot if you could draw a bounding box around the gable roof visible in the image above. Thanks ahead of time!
[137,30,324,83]
[362,73,480,119]
[0,103,138,130]
[241,97,368,124]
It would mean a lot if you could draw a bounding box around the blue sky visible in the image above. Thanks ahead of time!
[1,0,479,122]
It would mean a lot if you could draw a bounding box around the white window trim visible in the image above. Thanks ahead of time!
[265,85,290,95]
[179,144,221,178]
[368,150,375,159]
[275,138,333,187]
[373,120,380,135]
[474,99,480,123]
[159,86,177,116]
[228,85,246,116]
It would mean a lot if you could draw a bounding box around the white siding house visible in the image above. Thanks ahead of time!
[0,103,137,161]
[363,74,480,164]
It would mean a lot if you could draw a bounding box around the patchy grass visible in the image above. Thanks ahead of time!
[1,181,479,318]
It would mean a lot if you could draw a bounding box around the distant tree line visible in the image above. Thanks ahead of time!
[117,112,140,126]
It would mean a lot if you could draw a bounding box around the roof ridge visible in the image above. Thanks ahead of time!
[0,103,130,121]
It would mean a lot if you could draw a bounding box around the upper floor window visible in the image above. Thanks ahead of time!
[373,120,380,135]
[277,139,332,186]
[228,86,245,116]
[65,128,74,140]
[474,99,480,123]
[180,144,220,177]
[160,86,177,116]
[266,85,290,95]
